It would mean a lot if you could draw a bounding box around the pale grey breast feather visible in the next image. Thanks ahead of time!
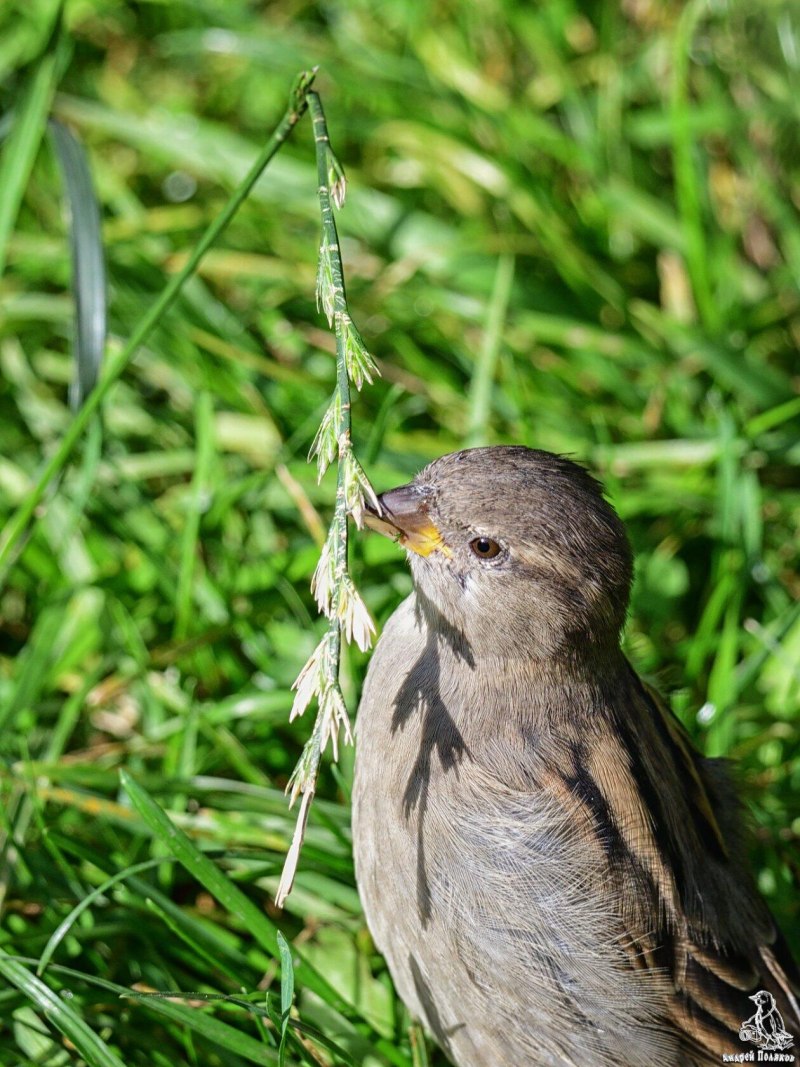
[415,776,680,1065]
[354,595,682,1066]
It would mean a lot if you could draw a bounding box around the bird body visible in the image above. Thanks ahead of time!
[352,447,798,1067]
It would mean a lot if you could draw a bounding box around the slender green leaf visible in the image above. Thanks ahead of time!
[37,859,164,976]
[0,5,65,279]
[174,391,215,639]
[0,949,127,1067]
[277,930,294,1066]
[122,995,279,1064]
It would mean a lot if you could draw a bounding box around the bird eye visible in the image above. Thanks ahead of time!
[470,537,501,559]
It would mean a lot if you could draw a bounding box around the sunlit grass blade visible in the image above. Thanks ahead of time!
[0,5,65,280]
[670,0,719,333]
[466,252,515,447]
[120,768,281,951]
[174,391,215,639]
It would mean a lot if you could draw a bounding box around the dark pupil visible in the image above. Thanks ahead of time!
[473,537,498,557]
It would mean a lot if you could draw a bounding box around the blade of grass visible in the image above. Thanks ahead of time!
[122,995,279,1065]
[670,0,720,333]
[37,858,164,977]
[174,391,215,640]
[745,397,800,439]
[466,252,514,447]
[0,4,65,280]
[48,118,107,409]
[290,1017,358,1065]
[277,929,294,1067]
[409,1021,430,1067]
[143,896,259,991]
[0,948,127,1067]
[0,604,64,732]
[0,68,318,588]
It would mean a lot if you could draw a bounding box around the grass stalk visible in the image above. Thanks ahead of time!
[276,89,379,906]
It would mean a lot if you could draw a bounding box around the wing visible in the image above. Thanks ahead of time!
[604,663,800,1060]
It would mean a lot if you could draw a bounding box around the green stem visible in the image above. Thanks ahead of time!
[309,90,352,445]
[0,69,317,587]
[276,93,359,907]
[302,91,352,785]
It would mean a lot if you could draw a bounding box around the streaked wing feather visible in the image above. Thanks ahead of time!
[608,664,800,1056]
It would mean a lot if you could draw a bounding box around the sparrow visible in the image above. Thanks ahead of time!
[351,446,799,1067]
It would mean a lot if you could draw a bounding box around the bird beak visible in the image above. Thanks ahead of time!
[363,484,451,558]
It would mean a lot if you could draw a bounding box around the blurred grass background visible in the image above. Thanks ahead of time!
[1,0,799,1064]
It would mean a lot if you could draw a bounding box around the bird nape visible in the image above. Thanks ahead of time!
[352,445,799,1067]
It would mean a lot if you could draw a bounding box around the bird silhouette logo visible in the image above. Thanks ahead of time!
[739,991,795,1052]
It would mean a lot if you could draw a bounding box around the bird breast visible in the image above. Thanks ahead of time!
[352,594,681,1067]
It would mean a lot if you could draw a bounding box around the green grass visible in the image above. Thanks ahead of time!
[1,1,799,1064]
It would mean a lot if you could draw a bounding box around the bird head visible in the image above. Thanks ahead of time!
[363,446,632,661]
[750,991,774,1009]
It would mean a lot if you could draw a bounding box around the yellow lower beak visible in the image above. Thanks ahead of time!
[362,485,451,558]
